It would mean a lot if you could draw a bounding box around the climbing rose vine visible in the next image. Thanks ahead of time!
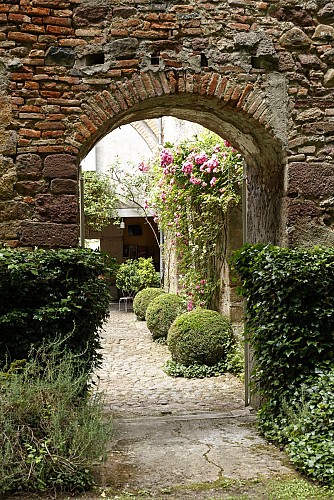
[150,132,243,310]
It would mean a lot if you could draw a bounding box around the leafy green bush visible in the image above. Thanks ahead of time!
[116,257,160,296]
[146,293,186,340]
[284,369,334,484]
[0,248,113,372]
[83,171,118,231]
[0,344,112,494]
[231,243,334,485]
[133,287,166,321]
[167,309,234,367]
[165,353,243,378]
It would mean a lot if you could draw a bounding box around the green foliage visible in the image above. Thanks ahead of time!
[146,293,187,340]
[265,478,334,500]
[231,243,334,485]
[83,171,118,231]
[278,369,334,484]
[133,287,166,321]
[167,309,235,367]
[165,351,243,379]
[0,248,112,372]
[0,345,112,494]
[116,257,160,295]
[151,131,243,310]
[231,244,334,400]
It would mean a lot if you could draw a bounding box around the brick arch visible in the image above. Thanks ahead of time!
[73,70,286,167]
[71,69,287,246]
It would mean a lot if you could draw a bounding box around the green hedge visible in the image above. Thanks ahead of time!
[133,287,165,321]
[0,248,114,373]
[231,244,334,399]
[231,243,334,484]
[146,293,186,340]
[167,309,234,366]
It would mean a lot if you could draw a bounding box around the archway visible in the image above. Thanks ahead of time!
[71,70,288,407]
[73,70,287,249]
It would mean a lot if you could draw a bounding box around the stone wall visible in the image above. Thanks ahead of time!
[0,0,333,248]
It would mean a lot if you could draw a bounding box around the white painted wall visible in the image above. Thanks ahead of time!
[81,117,205,173]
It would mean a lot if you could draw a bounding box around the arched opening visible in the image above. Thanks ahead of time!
[76,80,287,248]
[73,71,288,407]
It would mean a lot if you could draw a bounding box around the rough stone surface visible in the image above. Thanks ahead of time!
[43,154,77,179]
[50,178,77,194]
[0,0,333,248]
[279,27,312,48]
[35,194,78,223]
[288,162,334,198]
[0,131,17,155]
[20,221,78,247]
[16,154,43,180]
[324,68,334,88]
[15,180,48,196]
[45,47,75,67]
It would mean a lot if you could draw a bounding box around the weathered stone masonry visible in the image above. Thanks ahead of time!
[0,0,333,249]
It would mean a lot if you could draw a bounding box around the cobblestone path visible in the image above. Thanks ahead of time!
[94,309,245,418]
[92,309,294,495]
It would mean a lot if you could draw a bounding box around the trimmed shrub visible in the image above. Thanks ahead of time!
[146,293,186,340]
[0,248,113,373]
[133,287,166,321]
[167,309,234,366]
[116,257,160,296]
[0,344,112,494]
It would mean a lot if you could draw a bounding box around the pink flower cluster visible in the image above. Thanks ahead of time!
[160,148,173,166]
[138,161,149,173]
[194,151,208,165]
[181,161,193,174]
[189,176,202,185]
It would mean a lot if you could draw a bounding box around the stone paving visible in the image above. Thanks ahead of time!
[92,309,296,495]
[94,308,245,418]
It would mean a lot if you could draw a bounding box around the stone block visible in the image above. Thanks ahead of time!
[286,199,321,224]
[0,97,13,128]
[0,169,17,200]
[324,69,334,88]
[0,201,31,222]
[106,38,139,59]
[16,153,43,180]
[318,3,334,23]
[0,130,17,155]
[43,154,77,179]
[298,54,322,67]
[45,47,75,67]
[15,180,48,196]
[20,221,78,248]
[0,221,21,241]
[0,155,14,176]
[279,28,311,48]
[50,178,78,194]
[73,5,110,27]
[287,162,334,198]
[313,24,334,41]
[35,194,78,223]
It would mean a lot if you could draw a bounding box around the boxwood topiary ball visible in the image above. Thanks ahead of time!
[133,287,165,321]
[146,293,186,340]
[167,309,234,366]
